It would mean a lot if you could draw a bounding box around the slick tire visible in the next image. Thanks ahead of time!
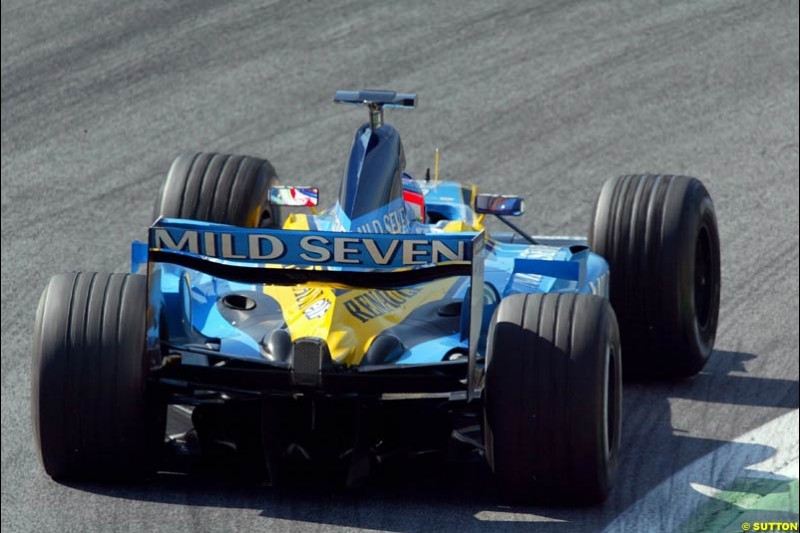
[589,174,721,379]
[32,273,166,481]
[153,152,281,227]
[483,293,622,504]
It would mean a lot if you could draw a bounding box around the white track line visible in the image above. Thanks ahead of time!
[602,409,799,532]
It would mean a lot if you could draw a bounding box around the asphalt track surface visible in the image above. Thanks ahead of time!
[2,1,798,532]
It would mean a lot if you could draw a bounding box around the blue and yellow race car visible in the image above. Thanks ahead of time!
[32,90,721,504]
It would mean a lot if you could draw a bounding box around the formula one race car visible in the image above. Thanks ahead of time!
[32,90,721,504]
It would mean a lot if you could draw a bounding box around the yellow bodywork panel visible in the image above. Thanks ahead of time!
[441,220,480,233]
[282,213,311,231]
[263,279,456,366]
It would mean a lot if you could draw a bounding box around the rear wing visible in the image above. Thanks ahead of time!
[139,218,485,399]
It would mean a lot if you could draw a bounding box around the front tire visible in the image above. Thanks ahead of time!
[589,174,721,378]
[153,152,281,227]
[31,273,165,480]
[483,293,622,504]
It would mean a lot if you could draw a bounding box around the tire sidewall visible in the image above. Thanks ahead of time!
[568,297,621,498]
[666,180,720,373]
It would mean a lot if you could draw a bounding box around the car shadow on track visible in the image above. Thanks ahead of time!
[71,350,797,532]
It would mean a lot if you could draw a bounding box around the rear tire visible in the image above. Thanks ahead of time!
[31,273,165,480]
[153,152,281,227]
[483,293,622,504]
[589,174,721,378]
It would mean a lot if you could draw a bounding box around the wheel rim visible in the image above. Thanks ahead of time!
[694,225,714,331]
[603,342,618,460]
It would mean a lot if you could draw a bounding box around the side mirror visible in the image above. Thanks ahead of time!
[268,186,319,207]
[474,194,524,216]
